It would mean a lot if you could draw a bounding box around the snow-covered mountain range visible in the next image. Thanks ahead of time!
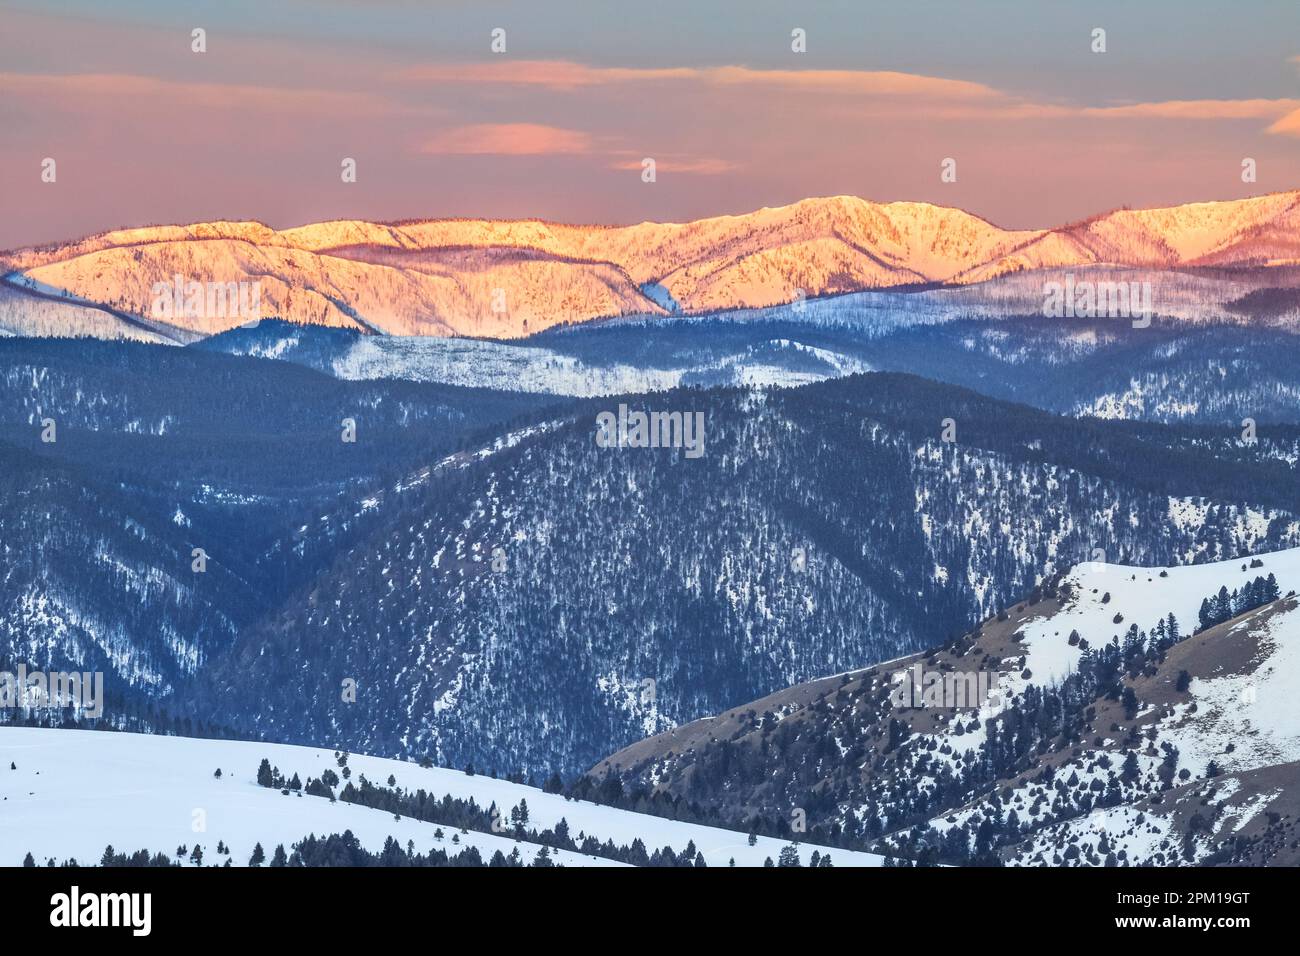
[5,192,1300,341]
[4,194,1300,868]
[201,310,1300,425]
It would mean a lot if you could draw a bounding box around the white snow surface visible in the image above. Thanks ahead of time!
[0,728,883,868]
[1158,607,1300,776]
[1012,545,1300,694]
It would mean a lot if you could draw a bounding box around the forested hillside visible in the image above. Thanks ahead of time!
[5,337,1300,780]
[189,374,1300,775]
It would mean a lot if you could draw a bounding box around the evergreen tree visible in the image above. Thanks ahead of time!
[1121,687,1138,719]
[1215,586,1232,622]
[1120,751,1141,785]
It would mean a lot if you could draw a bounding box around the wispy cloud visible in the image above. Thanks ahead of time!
[396,60,1300,134]
[418,124,737,174]
[419,123,595,155]
[6,0,1300,250]
[397,61,699,90]
[1081,98,1300,120]
[0,72,411,116]
[1267,109,1300,137]
[396,61,1001,100]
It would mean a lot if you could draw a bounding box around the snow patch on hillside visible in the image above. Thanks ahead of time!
[1158,608,1300,776]
[1013,546,1300,694]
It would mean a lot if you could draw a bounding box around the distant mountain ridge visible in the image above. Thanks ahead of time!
[4,191,1300,341]
[201,312,1300,426]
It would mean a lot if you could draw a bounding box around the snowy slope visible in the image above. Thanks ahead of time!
[1012,544,1300,691]
[914,545,1300,784]
[0,277,183,344]
[1155,601,1300,778]
[915,547,1300,863]
[0,728,883,868]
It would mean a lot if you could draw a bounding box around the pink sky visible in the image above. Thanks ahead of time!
[3,3,1299,249]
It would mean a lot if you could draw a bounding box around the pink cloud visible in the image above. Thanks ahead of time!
[396,61,1300,133]
[1267,109,1300,137]
[398,60,699,90]
[702,66,1000,100]
[419,123,595,155]
[6,15,1300,252]
[1082,98,1300,120]
[418,125,736,174]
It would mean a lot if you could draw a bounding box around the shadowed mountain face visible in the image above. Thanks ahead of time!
[5,338,1300,781]
[180,373,1300,776]
[0,338,565,716]
[6,192,1300,340]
